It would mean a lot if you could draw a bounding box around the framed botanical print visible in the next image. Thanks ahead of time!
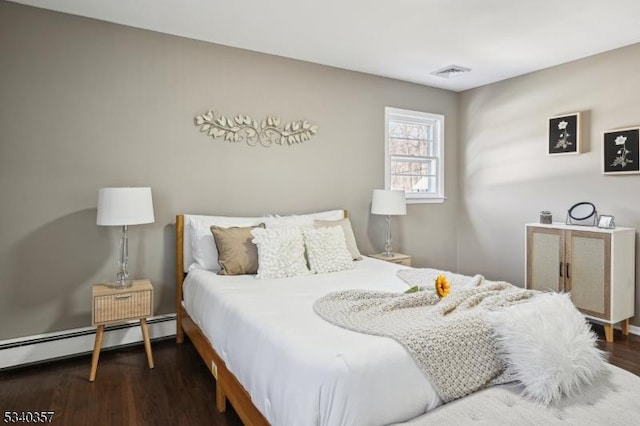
[602,127,640,175]
[548,112,581,155]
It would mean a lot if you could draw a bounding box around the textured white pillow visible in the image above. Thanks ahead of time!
[303,226,354,274]
[486,292,607,405]
[188,215,263,272]
[251,227,310,279]
[314,217,362,261]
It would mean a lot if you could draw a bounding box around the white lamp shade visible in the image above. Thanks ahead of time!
[97,187,155,226]
[371,189,407,215]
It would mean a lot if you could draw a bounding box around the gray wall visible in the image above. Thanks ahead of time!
[0,2,459,340]
[458,43,640,326]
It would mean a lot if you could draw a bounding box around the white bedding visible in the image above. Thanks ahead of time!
[183,257,442,426]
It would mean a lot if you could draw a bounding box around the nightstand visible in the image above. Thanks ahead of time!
[368,252,412,267]
[89,279,154,382]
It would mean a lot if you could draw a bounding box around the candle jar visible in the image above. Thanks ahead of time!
[540,211,552,224]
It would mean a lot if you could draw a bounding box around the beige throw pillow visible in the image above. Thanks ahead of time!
[210,224,264,275]
[314,217,362,260]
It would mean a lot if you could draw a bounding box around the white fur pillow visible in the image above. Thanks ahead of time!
[302,226,354,274]
[251,227,309,279]
[486,292,607,405]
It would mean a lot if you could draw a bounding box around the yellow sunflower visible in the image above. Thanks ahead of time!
[435,274,450,298]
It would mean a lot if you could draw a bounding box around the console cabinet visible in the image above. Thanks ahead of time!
[525,223,635,342]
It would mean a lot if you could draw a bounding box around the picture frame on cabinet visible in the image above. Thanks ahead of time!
[597,215,616,229]
[602,127,640,174]
[548,112,581,155]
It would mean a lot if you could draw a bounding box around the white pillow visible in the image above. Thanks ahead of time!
[303,226,354,274]
[189,215,263,271]
[486,292,607,405]
[264,209,344,229]
[314,217,362,261]
[251,227,310,279]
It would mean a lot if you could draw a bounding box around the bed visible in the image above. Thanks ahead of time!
[176,210,445,425]
[175,210,640,425]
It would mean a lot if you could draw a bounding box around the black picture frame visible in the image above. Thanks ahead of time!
[602,127,640,175]
[548,112,581,155]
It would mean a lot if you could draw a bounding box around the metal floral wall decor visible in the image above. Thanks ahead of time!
[194,110,318,147]
[548,112,582,155]
[602,127,640,174]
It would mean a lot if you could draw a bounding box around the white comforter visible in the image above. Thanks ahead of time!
[183,257,442,426]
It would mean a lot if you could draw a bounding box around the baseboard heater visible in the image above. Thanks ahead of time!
[0,314,176,370]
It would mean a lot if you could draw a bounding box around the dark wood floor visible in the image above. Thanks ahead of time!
[1,324,638,426]
[594,324,640,376]
[0,338,242,426]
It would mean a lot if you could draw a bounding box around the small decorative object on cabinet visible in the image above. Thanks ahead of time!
[90,279,154,382]
[565,201,597,226]
[525,223,635,342]
[598,215,616,229]
[368,252,412,267]
[539,211,552,224]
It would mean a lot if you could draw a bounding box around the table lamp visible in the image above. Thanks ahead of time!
[371,189,406,257]
[97,187,155,288]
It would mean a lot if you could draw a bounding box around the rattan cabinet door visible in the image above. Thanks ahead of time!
[566,230,610,320]
[527,226,564,292]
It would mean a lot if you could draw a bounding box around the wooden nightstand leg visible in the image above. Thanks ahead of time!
[140,318,154,369]
[621,319,630,336]
[89,325,104,382]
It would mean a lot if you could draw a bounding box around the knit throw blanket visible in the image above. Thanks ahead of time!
[313,273,537,403]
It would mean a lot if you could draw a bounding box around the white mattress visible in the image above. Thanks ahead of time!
[183,257,442,426]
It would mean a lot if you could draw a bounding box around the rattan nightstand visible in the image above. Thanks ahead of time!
[368,252,412,267]
[89,279,154,382]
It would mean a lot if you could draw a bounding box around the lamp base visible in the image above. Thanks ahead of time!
[381,251,395,257]
[107,279,133,289]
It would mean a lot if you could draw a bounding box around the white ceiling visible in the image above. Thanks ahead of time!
[10,0,640,91]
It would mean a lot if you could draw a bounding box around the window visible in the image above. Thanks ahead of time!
[384,107,445,203]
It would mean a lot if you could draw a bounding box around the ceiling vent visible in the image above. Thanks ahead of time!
[431,65,471,79]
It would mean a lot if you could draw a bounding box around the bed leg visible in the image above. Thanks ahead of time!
[621,319,630,336]
[216,381,227,412]
[176,325,184,344]
[604,324,614,343]
[176,312,184,344]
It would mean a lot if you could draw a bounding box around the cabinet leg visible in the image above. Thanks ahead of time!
[604,324,614,343]
[89,325,104,382]
[140,318,154,369]
[621,319,630,336]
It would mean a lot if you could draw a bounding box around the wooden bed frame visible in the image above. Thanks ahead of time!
[175,213,640,425]
[175,214,270,426]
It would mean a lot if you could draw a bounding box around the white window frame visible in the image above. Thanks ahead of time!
[384,107,445,204]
